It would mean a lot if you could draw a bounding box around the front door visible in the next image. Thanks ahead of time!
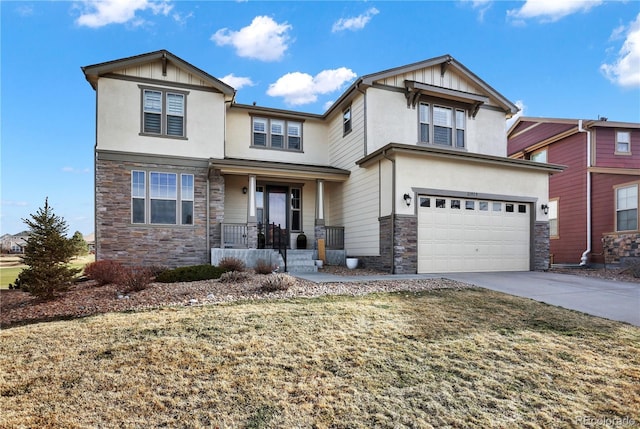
[265,185,288,247]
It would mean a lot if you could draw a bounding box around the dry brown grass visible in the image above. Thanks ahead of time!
[1,288,638,428]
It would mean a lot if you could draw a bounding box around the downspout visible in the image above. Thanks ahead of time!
[383,149,396,273]
[206,174,211,263]
[578,120,591,265]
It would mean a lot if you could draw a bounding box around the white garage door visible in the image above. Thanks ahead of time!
[417,196,530,273]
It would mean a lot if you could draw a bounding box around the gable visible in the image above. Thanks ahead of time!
[507,118,579,157]
[82,50,235,98]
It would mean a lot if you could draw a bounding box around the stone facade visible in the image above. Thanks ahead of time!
[602,232,640,264]
[533,221,550,271]
[96,157,219,268]
[356,215,416,274]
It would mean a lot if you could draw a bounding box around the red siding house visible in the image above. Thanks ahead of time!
[508,117,640,266]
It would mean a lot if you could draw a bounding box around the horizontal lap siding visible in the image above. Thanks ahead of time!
[508,122,575,155]
[594,127,640,168]
[548,134,587,264]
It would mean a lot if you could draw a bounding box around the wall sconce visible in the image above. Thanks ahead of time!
[242,186,248,194]
[403,193,412,207]
[541,203,549,215]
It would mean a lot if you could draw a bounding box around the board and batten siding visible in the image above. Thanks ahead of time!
[96,77,225,159]
[112,60,214,88]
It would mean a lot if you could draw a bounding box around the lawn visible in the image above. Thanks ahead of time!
[1,288,638,428]
[0,254,94,289]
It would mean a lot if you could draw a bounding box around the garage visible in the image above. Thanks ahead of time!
[417,195,531,273]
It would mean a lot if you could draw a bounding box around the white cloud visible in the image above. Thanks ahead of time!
[507,0,602,23]
[212,16,292,62]
[506,100,526,130]
[62,167,91,174]
[601,13,640,88]
[461,0,492,22]
[332,7,379,32]
[220,74,255,90]
[75,0,172,28]
[267,68,357,106]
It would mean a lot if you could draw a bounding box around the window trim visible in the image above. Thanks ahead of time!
[614,182,639,232]
[130,170,195,226]
[418,99,467,149]
[139,85,189,140]
[251,116,304,152]
[615,130,632,155]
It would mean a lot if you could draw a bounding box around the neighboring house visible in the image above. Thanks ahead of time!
[0,233,28,254]
[82,50,562,273]
[508,117,640,266]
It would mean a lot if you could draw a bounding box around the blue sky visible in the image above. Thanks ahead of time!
[1,0,639,236]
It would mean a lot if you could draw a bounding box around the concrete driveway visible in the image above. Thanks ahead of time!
[443,271,640,326]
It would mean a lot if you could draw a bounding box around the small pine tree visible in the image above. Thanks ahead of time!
[70,231,89,257]
[16,198,80,299]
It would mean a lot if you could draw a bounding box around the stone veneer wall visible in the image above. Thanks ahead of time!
[533,221,550,271]
[356,215,417,274]
[602,232,640,263]
[96,157,217,268]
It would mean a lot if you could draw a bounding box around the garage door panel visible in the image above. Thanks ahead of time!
[418,196,530,273]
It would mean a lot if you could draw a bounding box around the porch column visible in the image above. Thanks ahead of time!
[247,175,258,248]
[315,179,325,225]
[248,175,257,222]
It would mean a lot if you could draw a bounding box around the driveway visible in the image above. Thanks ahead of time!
[442,271,640,327]
[295,271,640,326]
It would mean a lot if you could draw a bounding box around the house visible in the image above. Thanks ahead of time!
[508,117,640,266]
[0,233,28,254]
[82,50,562,273]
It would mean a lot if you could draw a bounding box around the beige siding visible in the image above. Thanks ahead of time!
[96,77,225,159]
[113,60,213,88]
[223,176,249,223]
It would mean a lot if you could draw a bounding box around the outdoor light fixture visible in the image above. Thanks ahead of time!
[242,187,248,194]
[541,203,549,215]
[403,193,412,206]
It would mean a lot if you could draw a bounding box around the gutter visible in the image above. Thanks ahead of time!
[578,120,592,265]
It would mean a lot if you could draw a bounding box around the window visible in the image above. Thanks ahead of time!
[291,188,301,231]
[252,117,303,151]
[616,184,638,231]
[518,204,527,213]
[451,199,461,209]
[506,204,514,213]
[616,131,631,154]
[131,171,194,225]
[436,198,446,208]
[343,106,352,135]
[418,102,466,148]
[420,197,431,207]
[479,201,489,211]
[549,199,558,238]
[492,202,502,211]
[465,201,475,210]
[531,149,547,163]
[141,87,187,138]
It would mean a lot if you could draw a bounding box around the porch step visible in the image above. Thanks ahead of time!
[285,250,317,273]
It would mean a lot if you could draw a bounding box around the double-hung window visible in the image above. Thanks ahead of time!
[252,117,303,151]
[616,184,638,231]
[131,171,194,225]
[141,87,187,138]
[616,131,631,154]
[419,102,466,148]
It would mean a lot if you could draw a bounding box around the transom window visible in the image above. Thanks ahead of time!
[141,87,187,138]
[419,102,465,148]
[616,184,638,231]
[131,171,194,225]
[616,131,631,154]
[252,117,302,151]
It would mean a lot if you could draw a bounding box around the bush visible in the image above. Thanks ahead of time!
[218,257,245,272]
[118,266,154,293]
[155,265,228,283]
[84,260,125,286]
[219,271,251,283]
[261,273,296,292]
[254,259,276,275]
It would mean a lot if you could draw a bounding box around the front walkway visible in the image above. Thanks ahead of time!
[293,271,640,326]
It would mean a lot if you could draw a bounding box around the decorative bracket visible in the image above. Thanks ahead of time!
[161,52,168,76]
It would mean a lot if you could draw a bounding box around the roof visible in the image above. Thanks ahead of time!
[81,49,235,97]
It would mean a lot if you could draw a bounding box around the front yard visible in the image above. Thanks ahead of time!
[1,283,638,428]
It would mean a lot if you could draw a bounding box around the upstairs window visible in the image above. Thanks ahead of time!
[141,87,187,138]
[343,106,352,136]
[616,184,638,231]
[531,149,548,163]
[419,102,466,148]
[252,117,303,151]
[616,131,631,154]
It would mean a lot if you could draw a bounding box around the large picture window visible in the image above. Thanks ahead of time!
[252,117,303,151]
[419,102,466,148]
[616,184,638,231]
[141,87,187,138]
[131,171,194,225]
